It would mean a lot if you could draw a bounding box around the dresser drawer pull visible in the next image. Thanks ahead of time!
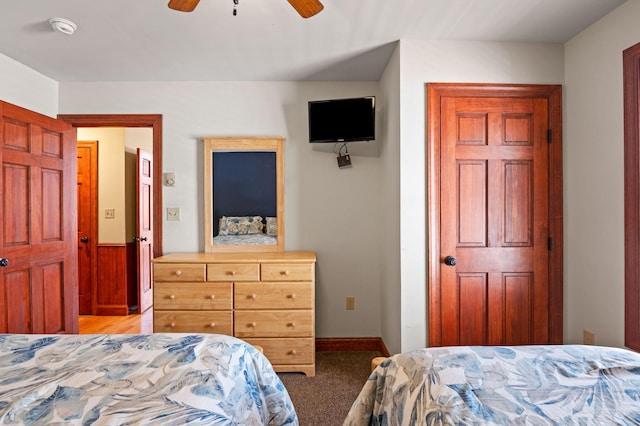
[287,322,296,328]
[288,350,297,356]
[169,322,176,328]
[168,294,176,300]
[249,322,257,328]
[174,270,182,277]
[209,322,216,328]
[249,294,257,300]
[280,270,290,276]
[208,294,216,300]
[287,294,296,300]
[226,270,236,276]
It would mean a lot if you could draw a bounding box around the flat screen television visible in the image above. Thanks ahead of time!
[308,96,375,143]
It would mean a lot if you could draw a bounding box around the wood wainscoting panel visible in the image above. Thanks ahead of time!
[95,244,137,315]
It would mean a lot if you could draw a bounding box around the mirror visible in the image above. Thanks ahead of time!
[204,136,284,252]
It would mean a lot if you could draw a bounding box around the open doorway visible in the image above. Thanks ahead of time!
[59,114,163,318]
[59,114,163,256]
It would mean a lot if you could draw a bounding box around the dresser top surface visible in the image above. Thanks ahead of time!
[152,252,317,264]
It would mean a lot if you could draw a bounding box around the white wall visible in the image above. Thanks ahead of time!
[60,81,383,339]
[0,53,58,118]
[396,40,565,352]
[378,45,402,353]
[563,0,640,348]
[59,41,565,353]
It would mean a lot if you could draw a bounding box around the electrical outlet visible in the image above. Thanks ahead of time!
[346,296,355,310]
[166,207,181,221]
[583,329,595,345]
[104,208,115,219]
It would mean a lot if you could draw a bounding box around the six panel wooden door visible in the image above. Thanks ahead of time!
[428,85,563,347]
[136,148,153,313]
[77,141,98,315]
[0,101,78,334]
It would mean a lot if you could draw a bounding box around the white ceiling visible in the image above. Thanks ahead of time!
[0,0,626,82]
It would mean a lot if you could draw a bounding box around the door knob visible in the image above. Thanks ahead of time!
[443,256,457,266]
[133,236,148,242]
[0,258,8,267]
[80,237,89,243]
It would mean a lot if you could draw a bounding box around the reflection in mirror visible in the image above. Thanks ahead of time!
[204,137,284,252]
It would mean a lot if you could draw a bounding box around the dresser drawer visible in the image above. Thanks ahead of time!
[244,338,314,365]
[155,282,232,310]
[154,263,205,282]
[234,282,313,310]
[261,263,314,281]
[234,311,312,338]
[207,263,260,281]
[154,311,232,334]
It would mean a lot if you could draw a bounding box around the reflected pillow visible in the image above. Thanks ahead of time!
[266,217,277,237]
[218,216,264,235]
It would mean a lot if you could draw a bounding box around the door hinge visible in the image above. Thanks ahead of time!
[548,129,552,144]
[548,237,553,251]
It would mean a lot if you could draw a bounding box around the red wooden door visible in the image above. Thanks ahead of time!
[136,148,153,313]
[77,141,98,315]
[428,84,563,347]
[0,101,78,334]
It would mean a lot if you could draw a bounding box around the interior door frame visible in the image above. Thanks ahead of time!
[623,42,640,351]
[58,114,163,258]
[426,83,563,345]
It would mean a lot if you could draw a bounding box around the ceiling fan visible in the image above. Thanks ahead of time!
[168,0,324,18]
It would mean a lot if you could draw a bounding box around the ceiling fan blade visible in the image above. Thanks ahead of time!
[287,0,324,18]
[168,0,200,12]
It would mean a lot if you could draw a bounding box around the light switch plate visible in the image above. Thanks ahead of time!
[105,208,115,219]
[166,207,180,221]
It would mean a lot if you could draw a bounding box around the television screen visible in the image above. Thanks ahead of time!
[308,96,375,143]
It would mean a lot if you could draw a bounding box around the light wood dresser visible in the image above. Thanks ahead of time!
[152,252,316,376]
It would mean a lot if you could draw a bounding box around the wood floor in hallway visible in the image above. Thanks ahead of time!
[78,309,153,334]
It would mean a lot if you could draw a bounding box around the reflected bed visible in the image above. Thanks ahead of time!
[212,215,277,246]
[212,234,277,245]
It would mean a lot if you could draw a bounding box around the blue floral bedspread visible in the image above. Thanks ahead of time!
[344,345,640,425]
[0,333,298,425]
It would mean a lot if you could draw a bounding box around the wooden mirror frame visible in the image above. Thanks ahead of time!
[204,136,284,252]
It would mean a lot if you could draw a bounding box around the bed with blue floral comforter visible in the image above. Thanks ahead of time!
[0,333,297,425]
[344,345,640,425]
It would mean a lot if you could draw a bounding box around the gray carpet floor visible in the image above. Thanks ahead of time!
[278,351,381,426]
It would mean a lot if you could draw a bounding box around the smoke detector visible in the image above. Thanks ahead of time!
[49,17,77,35]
